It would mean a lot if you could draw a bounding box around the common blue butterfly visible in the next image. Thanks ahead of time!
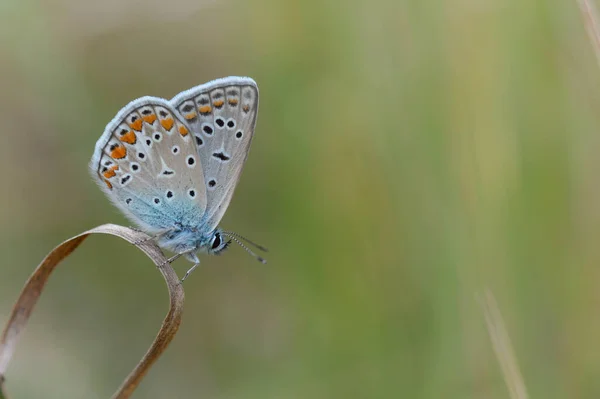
[90,77,266,281]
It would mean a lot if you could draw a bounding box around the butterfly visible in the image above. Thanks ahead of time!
[90,76,266,281]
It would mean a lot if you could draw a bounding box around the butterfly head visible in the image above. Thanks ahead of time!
[207,230,231,255]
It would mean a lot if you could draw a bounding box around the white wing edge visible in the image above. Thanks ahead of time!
[170,76,258,106]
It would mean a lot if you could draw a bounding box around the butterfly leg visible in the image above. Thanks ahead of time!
[181,252,201,283]
[159,252,186,267]
[181,263,200,282]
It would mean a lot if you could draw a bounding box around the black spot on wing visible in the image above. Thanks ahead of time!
[212,152,230,161]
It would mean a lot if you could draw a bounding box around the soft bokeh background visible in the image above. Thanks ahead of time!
[2,0,600,397]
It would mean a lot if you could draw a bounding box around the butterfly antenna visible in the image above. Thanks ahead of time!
[223,233,267,264]
[222,231,269,252]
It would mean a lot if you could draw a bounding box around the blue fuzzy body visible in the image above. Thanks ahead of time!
[158,226,216,255]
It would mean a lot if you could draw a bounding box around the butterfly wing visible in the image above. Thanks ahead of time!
[90,97,207,234]
[171,77,259,231]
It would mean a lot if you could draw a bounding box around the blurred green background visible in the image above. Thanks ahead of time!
[1,0,600,397]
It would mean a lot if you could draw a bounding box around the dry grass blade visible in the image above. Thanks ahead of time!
[478,289,528,399]
[0,224,185,399]
[577,0,600,66]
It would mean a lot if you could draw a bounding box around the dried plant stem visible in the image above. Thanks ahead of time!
[577,0,600,66]
[479,289,528,399]
[0,224,185,399]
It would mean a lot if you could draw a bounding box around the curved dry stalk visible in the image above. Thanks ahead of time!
[0,224,185,399]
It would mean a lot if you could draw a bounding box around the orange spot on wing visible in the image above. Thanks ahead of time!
[178,125,189,136]
[185,112,197,120]
[198,105,212,114]
[111,145,127,159]
[143,114,157,124]
[119,131,137,144]
[213,100,224,108]
[160,118,174,131]
[228,99,239,105]
[103,164,120,178]
[242,105,250,113]
[129,119,143,132]
[105,180,113,189]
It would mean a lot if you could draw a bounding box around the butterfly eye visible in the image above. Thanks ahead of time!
[211,233,222,250]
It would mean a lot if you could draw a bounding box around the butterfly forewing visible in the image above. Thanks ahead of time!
[171,77,259,231]
[90,98,207,233]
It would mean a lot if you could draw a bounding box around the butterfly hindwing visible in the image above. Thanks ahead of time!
[171,77,259,231]
[90,97,207,233]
